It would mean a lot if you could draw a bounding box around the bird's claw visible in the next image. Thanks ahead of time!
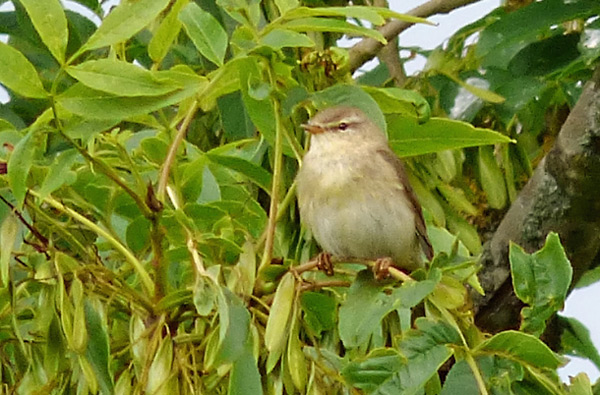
[373,257,393,281]
[316,252,334,276]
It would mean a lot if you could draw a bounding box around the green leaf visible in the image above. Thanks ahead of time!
[216,288,251,364]
[84,300,114,394]
[157,289,193,312]
[280,17,386,44]
[300,292,336,336]
[444,207,482,255]
[264,272,295,371]
[20,0,68,64]
[274,0,298,15]
[239,58,284,152]
[476,330,563,369]
[374,7,433,25]
[217,0,261,27]
[478,145,507,209]
[287,313,307,392]
[145,335,173,394]
[7,129,36,208]
[38,149,78,200]
[281,6,385,25]
[45,314,65,379]
[259,29,315,49]
[559,316,600,371]
[476,0,600,69]
[0,119,16,133]
[567,373,593,395]
[81,0,171,52]
[339,271,437,348]
[236,241,256,298]
[0,215,18,287]
[280,6,431,27]
[441,356,523,395]
[436,183,478,217]
[0,42,47,99]
[66,59,182,97]
[193,277,215,316]
[206,153,272,195]
[440,360,480,395]
[387,115,514,158]
[148,0,190,63]
[229,338,263,395]
[218,92,254,140]
[342,319,460,393]
[341,349,404,393]
[442,71,506,104]
[179,3,228,67]
[126,216,151,254]
[508,33,580,77]
[140,137,168,165]
[57,70,205,120]
[363,86,431,122]
[510,233,573,335]
[199,57,247,111]
[63,118,120,141]
[576,264,600,288]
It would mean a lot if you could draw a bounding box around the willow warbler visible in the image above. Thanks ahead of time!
[296,106,433,275]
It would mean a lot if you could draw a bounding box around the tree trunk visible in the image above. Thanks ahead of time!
[474,66,600,333]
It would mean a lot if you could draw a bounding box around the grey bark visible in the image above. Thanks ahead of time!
[474,66,600,332]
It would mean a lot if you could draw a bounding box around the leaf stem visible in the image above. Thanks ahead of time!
[29,190,155,297]
[465,352,489,395]
[157,100,198,202]
[259,97,284,272]
[50,112,154,219]
[256,180,297,250]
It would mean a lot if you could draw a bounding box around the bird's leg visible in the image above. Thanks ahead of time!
[373,257,394,281]
[316,252,335,276]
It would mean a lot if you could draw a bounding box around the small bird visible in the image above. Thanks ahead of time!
[296,106,433,277]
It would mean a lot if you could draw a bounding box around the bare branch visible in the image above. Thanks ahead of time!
[373,0,407,86]
[349,0,483,72]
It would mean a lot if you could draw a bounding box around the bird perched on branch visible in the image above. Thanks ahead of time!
[296,106,433,278]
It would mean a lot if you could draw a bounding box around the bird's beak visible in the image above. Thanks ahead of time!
[301,123,325,135]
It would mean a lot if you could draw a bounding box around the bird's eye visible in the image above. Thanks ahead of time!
[338,122,348,131]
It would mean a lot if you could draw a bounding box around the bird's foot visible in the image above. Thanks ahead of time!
[373,257,394,281]
[316,252,334,276]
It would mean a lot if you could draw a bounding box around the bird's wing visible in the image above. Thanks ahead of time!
[377,149,434,260]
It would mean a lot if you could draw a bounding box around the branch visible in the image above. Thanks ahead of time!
[29,190,156,298]
[348,0,483,72]
[157,100,198,202]
[474,66,600,333]
[373,0,407,86]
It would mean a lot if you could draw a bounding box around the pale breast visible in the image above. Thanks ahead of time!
[296,147,421,269]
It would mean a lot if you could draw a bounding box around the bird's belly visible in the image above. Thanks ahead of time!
[304,180,417,267]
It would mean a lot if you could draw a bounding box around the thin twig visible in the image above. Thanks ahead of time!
[0,194,48,247]
[374,0,408,86]
[299,280,351,291]
[259,99,285,272]
[255,180,297,250]
[29,190,155,297]
[289,258,319,276]
[290,255,415,283]
[166,186,211,282]
[157,100,199,202]
[349,0,483,71]
[50,98,153,219]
